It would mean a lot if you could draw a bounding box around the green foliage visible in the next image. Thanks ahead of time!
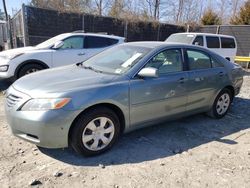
[201,9,221,25]
[230,0,250,25]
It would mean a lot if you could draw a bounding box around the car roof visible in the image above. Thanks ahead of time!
[124,41,205,49]
[65,32,125,40]
[172,32,235,39]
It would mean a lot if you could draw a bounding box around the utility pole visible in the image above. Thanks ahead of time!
[2,0,13,48]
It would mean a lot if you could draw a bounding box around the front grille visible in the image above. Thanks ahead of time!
[6,94,22,108]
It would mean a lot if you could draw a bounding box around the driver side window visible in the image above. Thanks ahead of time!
[145,49,183,75]
[60,36,84,49]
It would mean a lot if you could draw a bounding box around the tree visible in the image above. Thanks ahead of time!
[108,0,125,18]
[30,0,92,13]
[230,0,250,24]
[201,8,221,25]
[145,0,160,20]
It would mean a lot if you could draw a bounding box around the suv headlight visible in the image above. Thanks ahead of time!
[21,98,71,111]
[0,65,9,72]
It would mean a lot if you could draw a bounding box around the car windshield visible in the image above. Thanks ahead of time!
[36,34,69,49]
[166,34,194,44]
[82,45,151,75]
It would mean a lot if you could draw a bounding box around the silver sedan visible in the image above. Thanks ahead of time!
[4,42,244,156]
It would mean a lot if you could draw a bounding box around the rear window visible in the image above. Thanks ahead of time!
[84,36,119,48]
[206,36,220,48]
[221,37,236,48]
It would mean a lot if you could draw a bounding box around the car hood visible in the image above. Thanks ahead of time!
[0,46,36,57]
[12,65,120,97]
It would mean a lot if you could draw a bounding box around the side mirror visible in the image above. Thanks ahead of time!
[138,67,158,78]
[52,41,64,49]
[194,42,199,45]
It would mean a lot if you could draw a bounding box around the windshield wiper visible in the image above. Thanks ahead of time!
[76,62,84,66]
[77,63,103,73]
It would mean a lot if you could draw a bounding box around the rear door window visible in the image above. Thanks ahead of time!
[221,37,236,48]
[193,36,204,46]
[206,36,220,48]
[84,36,118,48]
[187,50,212,70]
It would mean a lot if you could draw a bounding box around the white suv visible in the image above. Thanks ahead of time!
[0,32,125,80]
[166,33,237,62]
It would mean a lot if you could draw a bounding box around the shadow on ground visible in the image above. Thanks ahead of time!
[39,97,250,167]
[0,80,12,91]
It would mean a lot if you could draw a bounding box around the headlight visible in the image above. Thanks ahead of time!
[0,65,9,72]
[21,98,71,111]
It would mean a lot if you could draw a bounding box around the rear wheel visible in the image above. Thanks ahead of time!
[17,63,44,78]
[70,107,120,156]
[207,88,232,118]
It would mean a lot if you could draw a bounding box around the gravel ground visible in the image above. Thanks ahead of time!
[0,75,250,188]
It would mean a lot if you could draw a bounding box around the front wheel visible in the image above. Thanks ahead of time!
[207,88,232,118]
[70,107,120,156]
[17,63,44,78]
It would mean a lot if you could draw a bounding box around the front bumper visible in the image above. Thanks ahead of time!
[4,86,79,148]
[0,71,12,79]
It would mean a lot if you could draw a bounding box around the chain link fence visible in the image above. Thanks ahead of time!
[9,5,185,47]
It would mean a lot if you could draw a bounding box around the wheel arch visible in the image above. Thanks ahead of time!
[224,85,235,100]
[15,59,49,78]
[68,103,126,142]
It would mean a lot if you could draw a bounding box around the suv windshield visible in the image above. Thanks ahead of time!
[166,34,195,44]
[82,45,151,75]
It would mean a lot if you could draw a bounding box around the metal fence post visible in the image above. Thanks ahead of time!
[124,21,128,40]
[21,4,28,46]
[82,14,85,32]
[216,25,220,34]
[157,23,160,41]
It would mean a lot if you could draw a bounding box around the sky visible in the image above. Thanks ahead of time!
[0,0,29,16]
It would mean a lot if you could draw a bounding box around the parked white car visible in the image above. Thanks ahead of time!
[0,32,125,80]
[166,33,237,62]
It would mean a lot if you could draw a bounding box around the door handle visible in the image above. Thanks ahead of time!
[78,52,85,56]
[194,77,204,82]
[218,72,225,77]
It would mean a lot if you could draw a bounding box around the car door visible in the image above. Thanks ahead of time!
[185,49,227,111]
[52,35,87,67]
[129,48,188,126]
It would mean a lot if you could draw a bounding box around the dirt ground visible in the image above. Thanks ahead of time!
[0,74,250,188]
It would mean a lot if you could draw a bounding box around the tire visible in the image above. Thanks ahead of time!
[17,63,44,78]
[69,107,120,156]
[207,88,232,119]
